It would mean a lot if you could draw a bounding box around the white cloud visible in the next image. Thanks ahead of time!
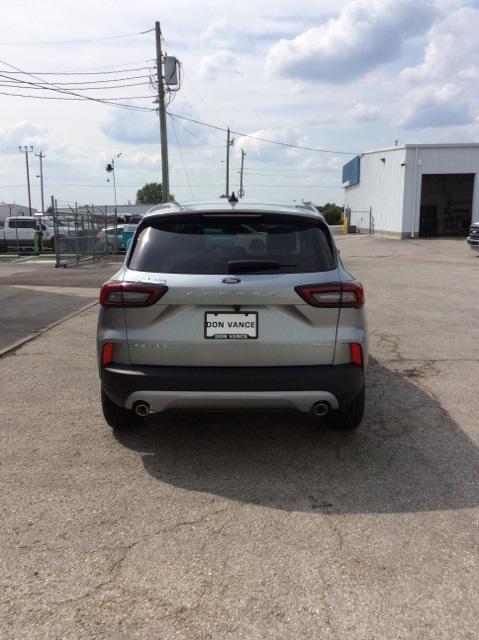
[0,121,48,153]
[266,0,436,83]
[100,106,210,148]
[349,103,383,122]
[234,127,302,161]
[199,50,242,81]
[100,110,159,146]
[400,6,479,84]
[200,19,235,49]
[399,84,474,128]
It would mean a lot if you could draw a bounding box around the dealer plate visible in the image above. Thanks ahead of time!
[204,312,258,340]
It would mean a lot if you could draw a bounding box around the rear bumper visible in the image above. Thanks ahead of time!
[101,364,364,412]
[467,237,479,250]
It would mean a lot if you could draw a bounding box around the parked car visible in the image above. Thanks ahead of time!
[0,216,59,251]
[466,222,479,251]
[97,200,367,431]
[117,213,143,224]
[95,225,126,253]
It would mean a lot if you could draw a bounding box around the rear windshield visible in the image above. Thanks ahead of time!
[128,214,336,274]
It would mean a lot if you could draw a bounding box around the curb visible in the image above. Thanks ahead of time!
[0,300,99,359]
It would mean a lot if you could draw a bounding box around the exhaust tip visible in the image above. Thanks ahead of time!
[133,401,150,417]
[311,401,329,417]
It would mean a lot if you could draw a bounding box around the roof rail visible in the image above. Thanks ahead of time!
[146,201,183,214]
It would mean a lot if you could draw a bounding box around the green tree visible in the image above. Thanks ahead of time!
[135,183,174,204]
[320,202,344,225]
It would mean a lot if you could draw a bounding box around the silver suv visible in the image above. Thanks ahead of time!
[97,200,367,431]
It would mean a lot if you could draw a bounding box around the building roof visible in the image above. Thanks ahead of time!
[359,143,479,156]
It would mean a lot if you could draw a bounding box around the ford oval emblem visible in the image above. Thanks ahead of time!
[222,276,241,284]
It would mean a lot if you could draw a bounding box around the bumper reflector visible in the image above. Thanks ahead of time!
[350,342,363,367]
[101,342,114,366]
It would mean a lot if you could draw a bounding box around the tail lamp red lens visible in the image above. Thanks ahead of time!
[350,342,363,367]
[295,282,364,308]
[101,341,114,366]
[99,282,168,307]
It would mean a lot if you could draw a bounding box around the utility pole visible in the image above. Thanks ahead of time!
[35,150,45,214]
[225,127,234,198]
[238,148,246,198]
[155,21,169,203]
[19,145,33,215]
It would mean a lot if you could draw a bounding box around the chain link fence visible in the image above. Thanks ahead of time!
[344,207,374,234]
[52,205,125,268]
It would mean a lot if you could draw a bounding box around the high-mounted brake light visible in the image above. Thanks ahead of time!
[295,282,364,308]
[350,342,363,367]
[101,341,114,366]
[99,282,168,307]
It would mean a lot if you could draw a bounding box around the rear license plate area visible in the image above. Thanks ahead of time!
[204,312,258,340]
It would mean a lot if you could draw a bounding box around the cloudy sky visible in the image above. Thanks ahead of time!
[0,0,478,210]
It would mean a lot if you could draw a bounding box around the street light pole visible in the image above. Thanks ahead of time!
[106,153,121,216]
[112,160,118,213]
[239,148,246,198]
[19,145,33,215]
[225,128,234,198]
[35,150,45,213]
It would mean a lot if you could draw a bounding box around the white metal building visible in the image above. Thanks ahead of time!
[0,203,37,221]
[342,144,479,237]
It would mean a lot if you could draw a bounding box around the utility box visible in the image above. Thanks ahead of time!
[164,57,179,85]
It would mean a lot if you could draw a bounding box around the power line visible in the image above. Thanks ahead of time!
[243,171,340,178]
[70,59,155,72]
[167,111,356,155]
[0,90,155,101]
[0,183,342,189]
[182,69,228,128]
[0,65,153,75]
[0,28,154,46]
[0,74,151,85]
[0,81,151,91]
[168,113,224,149]
[170,116,194,200]
[0,61,155,112]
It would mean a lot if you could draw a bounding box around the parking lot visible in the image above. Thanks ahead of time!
[1,236,478,639]
[0,260,118,353]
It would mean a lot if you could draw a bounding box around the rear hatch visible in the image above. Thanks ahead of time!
[121,210,341,367]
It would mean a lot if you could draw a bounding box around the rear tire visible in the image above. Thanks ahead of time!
[326,386,365,431]
[101,388,139,430]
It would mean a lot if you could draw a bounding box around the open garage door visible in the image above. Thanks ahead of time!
[419,173,473,237]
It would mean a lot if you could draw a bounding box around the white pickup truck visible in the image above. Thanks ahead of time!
[0,216,58,251]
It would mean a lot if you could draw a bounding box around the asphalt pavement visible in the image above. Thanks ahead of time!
[0,260,118,352]
[0,237,478,639]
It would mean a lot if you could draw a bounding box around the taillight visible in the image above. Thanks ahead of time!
[295,282,364,308]
[99,282,168,307]
[101,341,114,366]
[350,342,363,366]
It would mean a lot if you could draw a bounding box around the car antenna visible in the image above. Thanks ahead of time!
[229,192,238,207]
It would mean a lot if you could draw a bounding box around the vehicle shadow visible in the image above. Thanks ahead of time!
[114,358,479,514]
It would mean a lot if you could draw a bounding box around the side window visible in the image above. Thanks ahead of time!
[10,219,36,229]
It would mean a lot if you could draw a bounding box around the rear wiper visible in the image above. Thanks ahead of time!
[227,259,296,273]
